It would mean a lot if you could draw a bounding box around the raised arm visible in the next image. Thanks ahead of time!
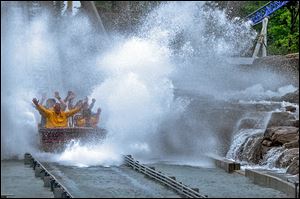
[33,98,40,108]
[89,98,96,110]
[66,102,83,117]
[68,98,74,110]
[94,108,101,120]
[55,91,67,111]
[66,107,81,117]
[64,91,75,103]
[67,92,76,110]
[96,108,101,116]
[91,108,101,127]
[74,100,83,109]
[32,98,51,117]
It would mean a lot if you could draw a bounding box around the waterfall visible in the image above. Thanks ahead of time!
[226,110,272,163]
[226,100,298,171]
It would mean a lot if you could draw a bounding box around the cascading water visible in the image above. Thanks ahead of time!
[1,2,297,168]
[226,100,298,171]
[226,111,273,163]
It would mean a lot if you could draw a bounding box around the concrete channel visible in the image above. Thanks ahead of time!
[2,153,181,198]
[145,162,289,198]
[245,169,299,198]
[211,157,298,198]
[2,153,297,198]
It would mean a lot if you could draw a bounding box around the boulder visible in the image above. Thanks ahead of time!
[266,112,296,128]
[251,54,299,87]
[271,127,298,145]
[281,89,299,104]
[264,126,297,139]
[261,139,272,147]
[285,105,297,112]
[286,157,299,175]
[254,103,282,112]
[238,118,258,130]
[260,147,284,165]
[264,126,299,145]
[294,120,299,128]
[276,148,299,168]
[283,139,299,149]
[261,145,272,156]
[238,135,263,164]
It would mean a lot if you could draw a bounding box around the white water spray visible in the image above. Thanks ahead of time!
[55,2,258,166]
[2,2,295,168]
[1,2,104,159]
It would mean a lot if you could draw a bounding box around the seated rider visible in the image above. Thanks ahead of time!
[75,108,101,128]
[90,108,101,128]
[32,98,83,128]
[39,98,56,127]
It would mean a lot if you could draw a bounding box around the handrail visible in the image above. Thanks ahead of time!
[24,153,73,198]
[123,155,207,198]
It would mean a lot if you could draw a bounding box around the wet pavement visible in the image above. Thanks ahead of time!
[26,161,180,198]
[1,159,291,198]
[1,160,53,198]
[146,163,289,198]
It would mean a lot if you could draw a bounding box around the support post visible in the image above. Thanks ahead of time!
[262,17,268,57]
[252,17,268,58]
[80,1,107,36]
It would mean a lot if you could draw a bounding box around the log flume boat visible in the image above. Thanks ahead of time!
[38,127,107,152]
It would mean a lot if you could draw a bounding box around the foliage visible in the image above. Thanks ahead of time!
[242,1,299,55]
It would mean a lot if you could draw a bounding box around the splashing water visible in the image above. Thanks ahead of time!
[55,140,122,167]
[226,129,264,161]
[2,2,295,167]
[54,2,253,166]
[1,2,105,159]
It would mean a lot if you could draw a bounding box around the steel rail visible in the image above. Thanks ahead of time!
[24,153,73,198]
[123,155,207,198]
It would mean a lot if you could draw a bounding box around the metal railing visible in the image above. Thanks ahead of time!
[123,155,207,198]
[24,153,73,198]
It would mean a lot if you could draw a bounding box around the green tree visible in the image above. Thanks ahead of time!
[243,1,299,55]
